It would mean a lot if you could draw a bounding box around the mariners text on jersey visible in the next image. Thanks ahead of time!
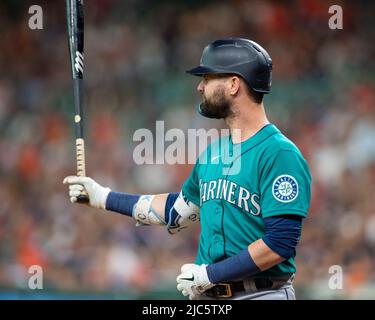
[199,178,261,216]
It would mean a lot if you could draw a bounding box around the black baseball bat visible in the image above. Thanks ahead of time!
[66,0,89,203]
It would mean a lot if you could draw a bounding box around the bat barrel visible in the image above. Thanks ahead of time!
[66,0,84,80]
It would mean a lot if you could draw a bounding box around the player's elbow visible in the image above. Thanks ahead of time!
[263,239,296,260]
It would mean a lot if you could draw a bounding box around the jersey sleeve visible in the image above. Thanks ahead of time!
[259,150,311,218]
[181,161,201,207]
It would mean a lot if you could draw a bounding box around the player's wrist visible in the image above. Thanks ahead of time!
[85,178,111,209]
[197,264,213,291]
[99,187,111,210]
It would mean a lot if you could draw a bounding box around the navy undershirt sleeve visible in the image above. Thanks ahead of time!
[262,215,302,260]
[105,192,140,217]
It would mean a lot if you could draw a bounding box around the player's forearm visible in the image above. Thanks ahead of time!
[149,193,168,217]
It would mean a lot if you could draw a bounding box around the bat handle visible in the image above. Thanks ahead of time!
[76,138,90,204]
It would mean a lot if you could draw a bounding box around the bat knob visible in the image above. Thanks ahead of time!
[77,194,90,204]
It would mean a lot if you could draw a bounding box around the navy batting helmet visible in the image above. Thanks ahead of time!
[186,38,272,93]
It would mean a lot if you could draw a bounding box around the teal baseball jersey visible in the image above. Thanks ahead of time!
[182,124,312,278]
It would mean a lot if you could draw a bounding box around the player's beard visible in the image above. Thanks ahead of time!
[199,87,233,119]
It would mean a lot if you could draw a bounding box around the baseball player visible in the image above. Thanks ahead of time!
[63,38,311,300]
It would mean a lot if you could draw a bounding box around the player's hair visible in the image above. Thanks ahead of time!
[244,84,264,104]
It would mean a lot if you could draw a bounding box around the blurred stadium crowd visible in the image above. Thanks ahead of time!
[0,0,374,299]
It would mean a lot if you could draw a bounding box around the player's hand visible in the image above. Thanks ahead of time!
[176,263,213,300]
[63,176,111,209]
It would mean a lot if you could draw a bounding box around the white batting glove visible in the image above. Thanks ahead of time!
[176,263,214,300]
[63,176,111,209]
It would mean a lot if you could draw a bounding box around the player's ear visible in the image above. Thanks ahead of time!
[228,76,240,96]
